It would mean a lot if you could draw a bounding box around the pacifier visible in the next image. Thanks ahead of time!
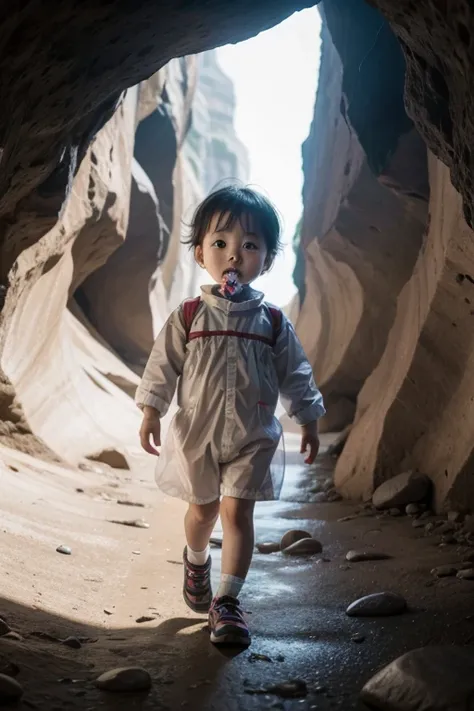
[219,269,243,298]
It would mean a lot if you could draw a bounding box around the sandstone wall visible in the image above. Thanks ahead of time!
[336,153,474,512]
[0,49,248,464]
[77,51,249,369]
[297,1,474,511]
[295,5,429,433]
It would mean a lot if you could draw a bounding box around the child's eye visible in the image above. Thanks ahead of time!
[212,239,226,248]
[243,242,259,251]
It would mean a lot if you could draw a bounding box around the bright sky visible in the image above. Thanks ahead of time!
[217,7,322,306]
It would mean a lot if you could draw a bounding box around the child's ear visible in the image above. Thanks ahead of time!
[195,245,204,268]
[261,254,274,275]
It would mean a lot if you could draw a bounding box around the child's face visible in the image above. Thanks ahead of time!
[195,212,269,286]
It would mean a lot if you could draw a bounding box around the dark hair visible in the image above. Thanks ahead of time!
[184,185,282,263]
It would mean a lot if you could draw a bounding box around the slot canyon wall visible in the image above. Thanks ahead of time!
[295,0,474,511]
[0,51,248,464]
[1,0,474,512]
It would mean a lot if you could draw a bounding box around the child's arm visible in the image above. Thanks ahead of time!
[135,306,187,455]
[273,313,325,465]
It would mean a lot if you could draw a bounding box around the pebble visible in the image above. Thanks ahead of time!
[62,636,82,649]
[457,568,474,580]
[56,545,72,555]
[3,632,23,642]
[95,667,152,692]
[0,674,23,700]
[412,519,425,529]
[337,515,357,522]
[0,619,10,636]
[389,508,402,517]
[136,616,154,624]
[281,538,322,556]
[424,522,435,533]
[405,503,420,516]
[351,633,366,643]
[431,565,457,578]
[256,542,280,554]
[280,530,312,550]
[109,519,150,529]
[117,500,145,508]
[345,550,391,563]
[346,592,407,617]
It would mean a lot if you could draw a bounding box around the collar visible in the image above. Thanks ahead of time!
[200,284,265,313]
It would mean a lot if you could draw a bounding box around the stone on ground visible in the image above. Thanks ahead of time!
[0,674,23,700]
[282,538,323,556]
[372,471,431,509]
[95,667,152,692]
[87,449,130,470]
[280,530,312,550]
[346,550,391,562]
[360,646,474,710]
[346,592,407,617]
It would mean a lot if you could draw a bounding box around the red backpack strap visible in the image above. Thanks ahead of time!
[268,305,283,346]
[182,297,201,341]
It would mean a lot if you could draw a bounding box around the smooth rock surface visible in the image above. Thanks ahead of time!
[346,550,391,562]
[360,646,474,711]
[280,530,312,551]
[95,667,152,692]
[431,566,457,578]
[0,674,23,700]
[346,592,407,617]
[372,472,431,510]
[281,538,323,556]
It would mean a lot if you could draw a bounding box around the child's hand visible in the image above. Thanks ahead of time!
[300,421,320,465]
[139,406,161,456]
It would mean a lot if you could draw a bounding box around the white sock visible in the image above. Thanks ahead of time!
[216,574,245,600]
[186,544,210,566]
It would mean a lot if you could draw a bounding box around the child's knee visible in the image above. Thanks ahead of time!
[188,500,220,525]
[220,497,255,528]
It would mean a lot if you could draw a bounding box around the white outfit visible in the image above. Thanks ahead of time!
[135,285,325,504]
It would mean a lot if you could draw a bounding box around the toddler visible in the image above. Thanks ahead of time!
[136,186,325,646]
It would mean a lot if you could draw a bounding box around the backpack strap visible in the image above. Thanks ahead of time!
[268,305,283,346]
[182,297,201,341]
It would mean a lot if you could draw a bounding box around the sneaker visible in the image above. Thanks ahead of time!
[182,547,212,613]
[208,595,251,646]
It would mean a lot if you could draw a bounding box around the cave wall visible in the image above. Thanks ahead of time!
[295,3,429,433]
[76,51,249,370]
[296,0,474,511]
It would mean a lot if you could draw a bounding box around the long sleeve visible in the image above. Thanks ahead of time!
[134,306,187,417]
[274,314,326,426]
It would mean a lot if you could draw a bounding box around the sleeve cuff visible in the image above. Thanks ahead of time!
[293,401,326,426]
[134,389,168,416]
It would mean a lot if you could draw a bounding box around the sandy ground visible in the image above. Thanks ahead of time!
[1,434,474,710]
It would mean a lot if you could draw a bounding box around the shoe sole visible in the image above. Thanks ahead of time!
[210,629,251,646]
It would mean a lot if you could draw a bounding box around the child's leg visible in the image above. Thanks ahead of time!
[184,500,220,561]
[217,497,256,598]
[182,500,220,613]
[208,496,255,645]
